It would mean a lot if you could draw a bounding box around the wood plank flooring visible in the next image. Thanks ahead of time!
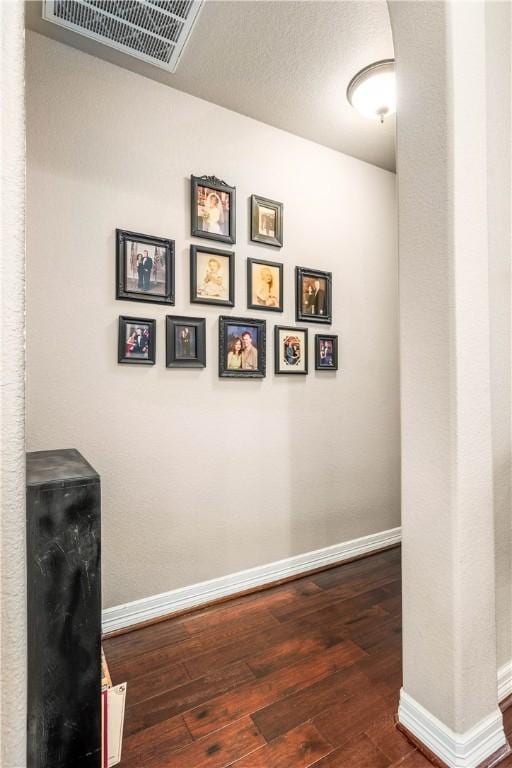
[103,547,511,767]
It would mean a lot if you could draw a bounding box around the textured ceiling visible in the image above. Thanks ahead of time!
[26,1,396,172]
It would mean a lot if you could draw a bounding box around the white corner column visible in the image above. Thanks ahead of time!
[388,1,508,766]
[0,1,26,766]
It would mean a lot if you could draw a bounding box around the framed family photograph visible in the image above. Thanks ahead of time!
[166,316,206,369]
[251,195,283,247]
[274,326,308,375]
[296,267,332,324]
[247,258,283,312]
[315,334,338,371]
[118,316,156,365]
[190,245,235,307]
[116,229,175,305]
[219,316,266,378]
[191,175,236,244]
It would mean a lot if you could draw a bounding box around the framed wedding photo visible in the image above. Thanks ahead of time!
[116,229,175,306]
[118,316,156,365]
[191,175,236,244]
[219,316,266,378]
[315,334,338,371]
[251,195,283,247]
[296,267,332,324]
[247,258,283,312]
[274,326,308,375]
[166,316,206,369]
[190,245,235,307]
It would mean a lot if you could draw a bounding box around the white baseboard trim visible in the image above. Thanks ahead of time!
[398,689,507,768]
[102,526,401,634]
[498,660,512,702]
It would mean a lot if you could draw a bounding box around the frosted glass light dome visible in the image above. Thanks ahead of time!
[347,59,396,122]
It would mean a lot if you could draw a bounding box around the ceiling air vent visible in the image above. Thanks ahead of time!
[43,0,204,72]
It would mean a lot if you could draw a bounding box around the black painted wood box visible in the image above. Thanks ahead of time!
[27,449,101,768]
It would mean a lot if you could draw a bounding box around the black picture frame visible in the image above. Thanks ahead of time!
[218,316,266,378]
[251,195,283,247]
[166,316,206,369]
[116,229,175,306]
[247,258,284,313]
[274,326,308,375]
[315,334,338,371]
[296,267,333,324]
[190,245,235,307]
[118,316,156,365]
[191,175,236,244]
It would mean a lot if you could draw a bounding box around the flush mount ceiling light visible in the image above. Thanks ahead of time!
[347,59,396,123]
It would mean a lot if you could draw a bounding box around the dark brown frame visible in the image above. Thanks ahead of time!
[116,228,175,306]
[247,257,284,313]
[166,316,206,369]
[315,334,338,371]
[118,316,156,365]
[191,175,236,244]
[274,326,308,375]
[218,316,266,378]
[250,195,283,247]
[190,245,235,307]
[296,267,333,324]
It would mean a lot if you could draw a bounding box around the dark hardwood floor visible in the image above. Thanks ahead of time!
[103,547,512,767]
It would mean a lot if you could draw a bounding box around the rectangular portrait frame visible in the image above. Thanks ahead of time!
[315,334,339,371]
[218,316,266,379]
[166,316,206,369]
[116,228,175,306]
[191,175,236,245]
[118,316,156,365]
[247,257,284,313]
[190,245,235,307]
[250,195,283,248]
[295,266,333,325]
[274,326,308,375]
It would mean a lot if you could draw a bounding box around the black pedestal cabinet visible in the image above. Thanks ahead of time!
[27,449,101,768]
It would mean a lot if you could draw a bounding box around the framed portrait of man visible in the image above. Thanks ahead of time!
[295,267,332,324]
[191,175,236,245]
[315,334,338,371]
[118,316,156,365]
[274,326,308,375]
[250,195,283,248]
[116,229,175,306]
[218,316,266,378]
[166,316,206,369]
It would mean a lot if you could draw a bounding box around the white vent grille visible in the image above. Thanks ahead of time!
[43,0,204,72]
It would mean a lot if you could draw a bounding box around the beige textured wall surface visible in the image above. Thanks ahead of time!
[25,31,399,609]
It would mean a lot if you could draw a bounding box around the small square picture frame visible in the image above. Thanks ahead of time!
[296,266,333,324]
[116,229,175,306]
[219,316,266,378]
[274,326,308,375]
[251,195,283,248]
[118,316,156,365]
[247,258,284,313]
[315,334,338,371]
[166,316,206,369]
[191,175,236,245]
[190,245,235,307]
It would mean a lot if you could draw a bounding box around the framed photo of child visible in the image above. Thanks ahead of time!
[190,245,235,307]
[116,229,175,306]
[191,175,236,245]
[247,258,283,313]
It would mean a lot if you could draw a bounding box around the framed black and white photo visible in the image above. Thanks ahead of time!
[116,229,175,305]
[251,195,283,247]
[166,316,206,369]
[247,258,283,312]
[315,334,338,371]
[296,267,332,324]
[274,326,308,375]
[118,316,156,365]
[219,316,266,378]
[190,245,235,307]
[191,175,236,244]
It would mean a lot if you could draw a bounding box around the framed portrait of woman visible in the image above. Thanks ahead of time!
[118,316,156,365]
[274,326,308,375]
[251,195,283,248]
[247,258,283,313]
[191,175,236,245]
[218,316,266,379]
[295,266,333,324]
[315,334,338,371]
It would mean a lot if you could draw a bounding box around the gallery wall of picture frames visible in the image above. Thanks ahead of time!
[114,174,340,376]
